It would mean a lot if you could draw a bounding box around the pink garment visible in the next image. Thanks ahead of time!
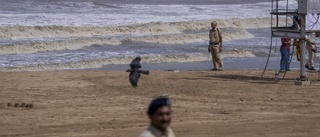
[280,38,291,50]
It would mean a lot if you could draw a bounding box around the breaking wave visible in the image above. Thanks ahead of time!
[0,27,252,54]
[0,48,255,71]
[0,37,121,54]
[0,17,289,54]
[0,18,285,40]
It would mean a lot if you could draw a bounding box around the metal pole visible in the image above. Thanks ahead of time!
[272,0,274,28]
[286,0,288,27]
[318,56,320,81]
[261,0,275,79]
[276,0,279,27]
[261,37,274,79]
[274,38,278,56]
[299,14,307,80]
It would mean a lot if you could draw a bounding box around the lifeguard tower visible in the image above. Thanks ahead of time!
[261,0,320,85]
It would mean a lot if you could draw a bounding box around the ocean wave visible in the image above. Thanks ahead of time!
[0,48,255,71]
[0,18,286,40]
[91,2,121,9]
[0,17,288,54]
[129,27,253,44]
[0,27,252,54]
[0,37,121,54]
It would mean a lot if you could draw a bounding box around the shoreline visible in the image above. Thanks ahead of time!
[1,57,318,72]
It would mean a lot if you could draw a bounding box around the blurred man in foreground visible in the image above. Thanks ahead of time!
[138,96,176,137]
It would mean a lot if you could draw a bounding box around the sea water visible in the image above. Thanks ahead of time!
[0,0,318,71]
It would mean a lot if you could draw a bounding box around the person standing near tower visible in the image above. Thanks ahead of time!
[305,39,317,70]
[280,38,291,71]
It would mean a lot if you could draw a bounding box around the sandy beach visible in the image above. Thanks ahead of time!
[1,0,319,136]
[0,70,320,137]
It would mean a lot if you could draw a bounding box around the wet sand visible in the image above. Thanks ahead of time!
[0,70,320,137]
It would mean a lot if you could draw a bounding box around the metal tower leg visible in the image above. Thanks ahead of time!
[299,14,308,80]
[260,37,274,79]
[299,39,307,80]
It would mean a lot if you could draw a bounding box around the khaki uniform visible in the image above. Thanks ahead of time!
[138,125,176,137]
[306,40,317,68]
[209,28,223,70]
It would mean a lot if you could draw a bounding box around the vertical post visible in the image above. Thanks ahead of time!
[276,0,279,27]
[260,0,275,79]
[271,0,274,27]
[286,0,288,27]
[294,0,310,85]
[271,0,274,28]
[299,14,307,80]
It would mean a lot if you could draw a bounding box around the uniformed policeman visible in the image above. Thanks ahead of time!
[306,39,317,70]
[208,21,223,71]
[138,97,176,137]
[294,39,317,71]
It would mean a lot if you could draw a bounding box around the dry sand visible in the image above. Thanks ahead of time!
[0,70,320,137]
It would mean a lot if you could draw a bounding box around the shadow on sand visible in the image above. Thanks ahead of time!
[213,74,296,84]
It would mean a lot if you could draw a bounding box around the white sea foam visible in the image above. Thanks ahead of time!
[0,17,287,40]
[0,37,121,54]
[0,27,252,54]
[0,48,255,71]
[0,17,289,54]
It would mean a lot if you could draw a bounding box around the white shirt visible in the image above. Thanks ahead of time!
[138,125,176,137]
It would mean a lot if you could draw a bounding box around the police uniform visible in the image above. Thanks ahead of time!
[306,39,317,69]
[138,125,176,137]
[209,28,223,70]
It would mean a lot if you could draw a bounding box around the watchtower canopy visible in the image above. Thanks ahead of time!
[270,0,320,39]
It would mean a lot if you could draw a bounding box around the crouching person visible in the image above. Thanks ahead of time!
[138,97,176,137]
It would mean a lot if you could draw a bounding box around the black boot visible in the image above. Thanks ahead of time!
[305,64,310,69]
[309,67,316,71]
